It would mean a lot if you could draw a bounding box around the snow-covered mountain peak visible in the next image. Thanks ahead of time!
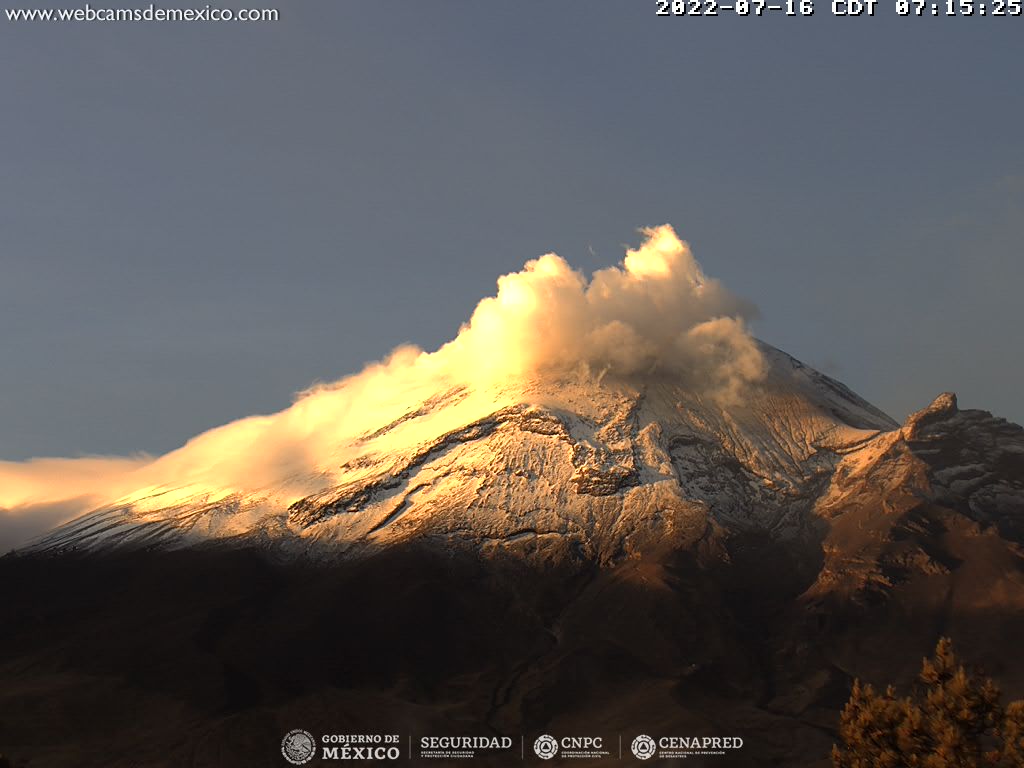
[903,391,959,438]
[26,342,903,560]
[20,225,1017,566]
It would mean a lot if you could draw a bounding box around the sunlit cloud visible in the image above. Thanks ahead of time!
[0,225,763,551]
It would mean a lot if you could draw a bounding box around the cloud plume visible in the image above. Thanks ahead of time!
[435,224,763,387]
[0,456,152,552]
[0,225,763,551]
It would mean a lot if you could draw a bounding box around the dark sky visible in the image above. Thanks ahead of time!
[1,1,1021,461]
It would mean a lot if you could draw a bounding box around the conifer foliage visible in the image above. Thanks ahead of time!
[832,638,1024,767]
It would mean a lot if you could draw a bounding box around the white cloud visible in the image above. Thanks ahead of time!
[0,225,763,549]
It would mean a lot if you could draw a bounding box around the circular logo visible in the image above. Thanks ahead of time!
[534,734,559,760]
[631,734,657,761]
[281,729,316,765]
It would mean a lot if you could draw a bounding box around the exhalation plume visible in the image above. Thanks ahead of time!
[0,225,763,551]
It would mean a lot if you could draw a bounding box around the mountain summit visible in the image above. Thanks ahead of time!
[2,227,1022,768]
[31,342,905,560]
[19,226,1021,572]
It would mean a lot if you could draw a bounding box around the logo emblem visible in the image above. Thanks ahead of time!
[534,734,559,760]
[631,734,657,761]
[281,729,316,765]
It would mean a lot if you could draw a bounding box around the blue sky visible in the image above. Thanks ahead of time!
[1,1,1021,460]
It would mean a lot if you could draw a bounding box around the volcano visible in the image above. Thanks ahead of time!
[28,342,899,560]
[1,228,1022,768]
